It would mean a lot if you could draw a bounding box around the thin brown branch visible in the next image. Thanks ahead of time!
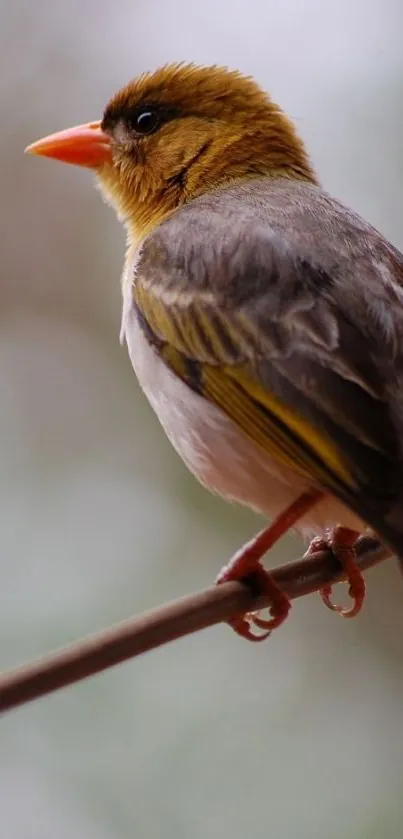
[0,536,391,714]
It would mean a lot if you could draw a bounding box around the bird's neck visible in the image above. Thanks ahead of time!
[126,122,318,242]
[185,126,318,197]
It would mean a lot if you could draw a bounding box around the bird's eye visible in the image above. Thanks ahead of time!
[130,109,160,136]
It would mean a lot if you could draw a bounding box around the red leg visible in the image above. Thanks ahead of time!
[305,526,366,618]
[216,488,324,641]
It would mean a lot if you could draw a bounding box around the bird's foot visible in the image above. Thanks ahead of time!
[216,489,323,641]
[305,526,365,618]
[216,533,291,641]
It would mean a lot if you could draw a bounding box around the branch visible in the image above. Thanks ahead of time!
[0,535,391,714]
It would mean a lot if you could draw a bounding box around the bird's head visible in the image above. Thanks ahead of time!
[26,62,317,241]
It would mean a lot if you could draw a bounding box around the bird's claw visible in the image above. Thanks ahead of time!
[305,526,365,618]
[217,549,290,641]
[227,615,272,642]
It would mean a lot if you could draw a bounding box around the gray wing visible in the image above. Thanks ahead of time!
[136,178,403,542]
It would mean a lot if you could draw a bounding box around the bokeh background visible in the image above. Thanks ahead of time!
[2,1,403,837]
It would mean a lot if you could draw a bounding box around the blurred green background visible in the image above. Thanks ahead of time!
[2,1,403,837]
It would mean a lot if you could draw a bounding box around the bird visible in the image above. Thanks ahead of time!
[25,62,403,641]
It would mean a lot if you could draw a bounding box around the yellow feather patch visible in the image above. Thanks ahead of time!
[160,340,356,496]
[134,282,239,362]
[202,365,355,493]
[230,366,354,487]
[134,281,356,495]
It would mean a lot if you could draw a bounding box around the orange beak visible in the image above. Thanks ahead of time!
[25,121,112,168]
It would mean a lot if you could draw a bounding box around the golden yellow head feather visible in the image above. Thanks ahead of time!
[97,63,317,239]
